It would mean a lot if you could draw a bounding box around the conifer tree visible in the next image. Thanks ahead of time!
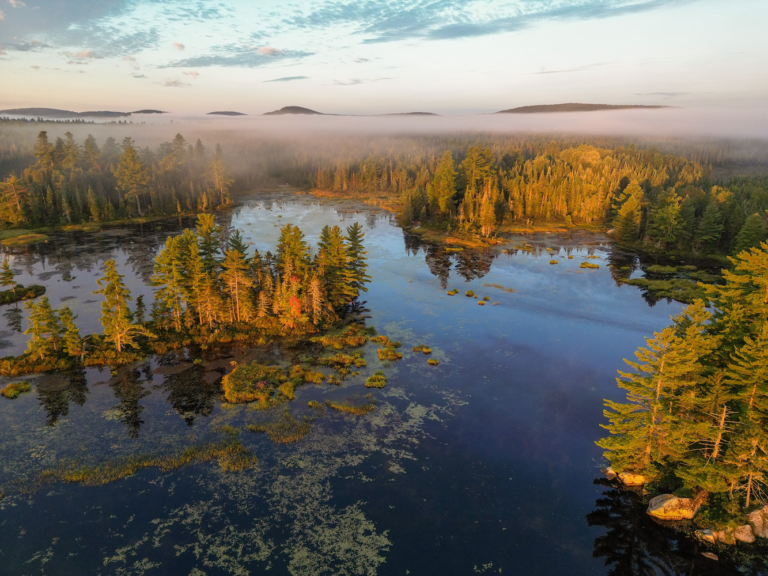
[59,306,84,358]
[0,260,16,293]
[613,181,643,245]
[94,259,141,353]
[696,201,724,253]
[135,295,146,327]
[733,214,766,256]
[33,131,54,168]
[24,297,62,359]
[345,223,371,294]
[113,144,150,216]
[431,151,457,217]
[221,249,254,323]
[195,214,222,272]
[151,236,186,331]
[277,224,311,276]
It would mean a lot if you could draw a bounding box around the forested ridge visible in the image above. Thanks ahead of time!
[0,130,232,228]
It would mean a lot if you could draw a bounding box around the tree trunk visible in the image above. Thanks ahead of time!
[135,194,143,217]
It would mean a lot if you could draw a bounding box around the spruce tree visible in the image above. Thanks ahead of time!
[94,259,141,353]
[613,181,643,245]
[24,297,62,359]
[151,236,186,331]
[345,223,371,294]
[733,214,766,256]
[221,249,254,323]
[195,214,222,272]
[59,306,83,358]
[0,260,16,293]
[696,201,724,253]
[113,144,150,217]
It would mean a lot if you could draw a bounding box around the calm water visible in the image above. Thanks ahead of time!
[0,192,763,576]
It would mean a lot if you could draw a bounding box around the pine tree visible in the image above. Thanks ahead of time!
[59,306,84,358]
[227,229,249,257]
[87,187,101,222]
[221,249,254,323]
[94,259,141,353]
[276,224,310,276]
[195,214,222,272]
[0,260,16,293]
[733,214,766,256]
[33,131,54,168]
[345,222,371,294]
[151,236,186,331]
[135,295,146,326]
[24,297,62,359]
[113,144,150,216]
[316,225,356,309]
[696,201,724,253]
[613,181,643,245]
[431,151,457,217]
[645,192,681,249]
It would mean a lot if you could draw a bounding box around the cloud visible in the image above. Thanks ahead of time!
[636,91,689,99]
[161,46,312,68]
[174,42,185,51]
[354,57,369,63]
[163,78,189,87]
[264,75,308,82]
[30,64,39,69]
[182,70,199,78]
[282,0,701,44]
[257,46,283,56]
[11,39,49,51]
[332,77,392,85]
[131,73,146,78]
[9,0,25,7]
[76,49,99,59]
[0,10,4,20]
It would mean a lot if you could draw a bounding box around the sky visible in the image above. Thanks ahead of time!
[0,0,767,115]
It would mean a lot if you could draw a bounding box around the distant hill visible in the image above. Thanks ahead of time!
[207,111,246,116]
[264,106,324,116]
[132,109,166,114]
[0,108,131,118]
[497,103,670,114]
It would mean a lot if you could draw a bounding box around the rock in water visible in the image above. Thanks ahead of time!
[647,494,700,520]
[701,552,718,561]
[618,471,645,486]
[603,467,617,481]
[748,506,768,538]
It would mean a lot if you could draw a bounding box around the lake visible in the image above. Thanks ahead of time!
[1,192,762,575]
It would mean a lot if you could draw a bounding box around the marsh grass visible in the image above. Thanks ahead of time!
[221,362,288,405]
[377,347,403,361]
[0,381,31,399]
[34,427,255,488]
[326,395,376,416]
[246,411,313,444]
[412,345,432,354]
[289,364,325,384]
[478,301,486,306]
[365,370,387,388]
[311,323,371,349]
[0,233,49,246]
[427,359,439,366]
[549,260,559,265]
[580,262,600,269]
[465,290,475,297]
[317,352,367,377]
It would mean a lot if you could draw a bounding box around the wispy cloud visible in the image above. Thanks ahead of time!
[264,75,309,82]
[163,78,189,87]
[173,42,185,51]
[162,45,312,68]
[636,91,689,99]
[257,46,282,56]
[9,0,25,8]
[182,70,199,78]
[0,10,5,20]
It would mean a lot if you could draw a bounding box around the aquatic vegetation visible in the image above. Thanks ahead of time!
[465,290,475,297]
[586,255,600,259]
[446,289,459,296]
[492,301,500,306]
[311,323,370,349]
[618,277,707,304]
[0,284,46,305]
[427,359,439,366]
[221,362,287,405]
[326,396,376,416]
[412,344,432,354]
[327,374,342,385]
[317,352,367,372]
[645,264,678,275]
[580,262,600,269]
[365,370,387,388]
[377,347,403,361]
[478,301,486,306]
[370,335,401,348]
[550,260,559,265]
[568,255,574,259]
[483,283,515,293]
[0,381,31,398]
[0,233,49,246]
[483,296,490,301]
[36,427,256,487]
[247,411,313,444]
[289,364,325,384]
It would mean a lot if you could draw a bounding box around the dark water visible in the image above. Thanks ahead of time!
[0,193,764,576]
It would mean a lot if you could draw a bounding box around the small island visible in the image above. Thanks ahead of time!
[207,111,247,116]
[132,110,166,114]
[497,103,671,114]
[0,108,131,118]
[264,106,324,116]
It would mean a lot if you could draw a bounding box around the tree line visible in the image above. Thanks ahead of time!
[0,130,233,227]
[5,216,369,372]
[599,241,768,517]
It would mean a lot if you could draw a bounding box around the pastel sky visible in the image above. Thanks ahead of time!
[1,0,766,114]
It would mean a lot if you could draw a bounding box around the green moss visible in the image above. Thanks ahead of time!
[0,381,31,399]
[365,370,387,388]
[246,411,313,444]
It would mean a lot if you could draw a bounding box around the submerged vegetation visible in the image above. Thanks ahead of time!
[246,411,313,444]
[599,241,768,527]
[0,380,30,398]
[326,395,376,416]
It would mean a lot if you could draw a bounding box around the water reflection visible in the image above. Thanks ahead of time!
[161,365,220,427]
[588,479,768,576]
[36,368,89,426]
[107,365,151,438]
